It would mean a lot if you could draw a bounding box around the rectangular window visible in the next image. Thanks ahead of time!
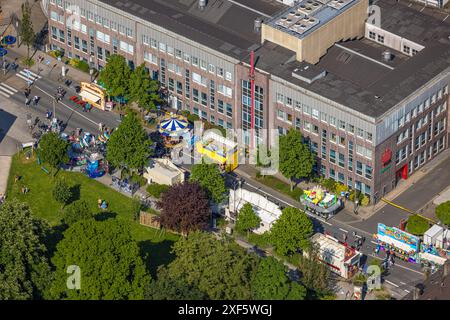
[338,153,345,168]
[329,149,336,164]
[193,88,199,103]
[201,92,207,106]
[356,161,363,176]
[226,103,232,118]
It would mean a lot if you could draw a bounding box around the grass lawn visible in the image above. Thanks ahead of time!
[256,175,303,201]
[6,152,178,274]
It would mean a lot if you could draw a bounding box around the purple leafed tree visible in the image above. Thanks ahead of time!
[157,181,211,234]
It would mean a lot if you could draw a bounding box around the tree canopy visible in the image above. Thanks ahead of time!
[48,219,150,299]
[189,162,227,203]
[106,111,152,170]
[279,130,315,190]
[63,200,94,225]
[52,179,72,209]
[20,1,35,59]
[0,200,52,300]
[38,132,69,169]
[157,182,211,234]
[269,207,313,256]
[251,256,306,300]
[126,64,161,110]
[436,201,450,226]
[166,231,257,300]
[297,242,331,297]
[235,203,261,236]
[144,266,205,300]
[98,54,131,97]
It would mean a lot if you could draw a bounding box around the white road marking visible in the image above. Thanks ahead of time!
[34,85,98,126]
[227,0,271,17]
[16,69,41,82]
[0,82,18,97]
[404,289,410,293]
[371,241,378,245]
[420,6,425,12]
[385,280,399,288]
[400,281,406,285]
[339,228,348,233]
[443,14,449,22]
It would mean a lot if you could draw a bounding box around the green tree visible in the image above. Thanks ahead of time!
[251,256,305,300]
[167,231,257,300]
[406,214,430,236]
[0,200,52,299]
[48,219,150,299]
[235,203,261,237]
[279,130,315,190]
[63,200,94,225]
[298,242,331,296]
[189,162,227,203]
[38,132,69,169]
[286,282,307,300]
[106,111,152,170]
[52,179,72,209]
[436,201,450,226]
[20,1,35,60]
[98,54,131,97]
[269,207,313,256]
[145,267,205,300]
[126,64,161,110]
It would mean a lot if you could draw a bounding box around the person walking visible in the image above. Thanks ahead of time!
[33,96,39,106]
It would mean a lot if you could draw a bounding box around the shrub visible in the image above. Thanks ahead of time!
[53,179,72,208]
[146,183,170,199]
[406,214,430,236]
[130,173,147,187]
[320,178,337,193]
[69,58,91,73]
[334,183,348,195]
[187,114,200,123]
[361,195,370,206]
[48,50,63,58]
[436,201,450,226]
[181,110,190,118]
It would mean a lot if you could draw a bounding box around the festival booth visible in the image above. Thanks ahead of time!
[196,131,238,172]
[227,187,282,234]
[309,233,361,279]
[419,225,449,266]
[79,82,107,110]
[158,113,190,147]
[301,186,342,219]
[144,158,185,186]
[83,152,105,178]
[375,223,420,263]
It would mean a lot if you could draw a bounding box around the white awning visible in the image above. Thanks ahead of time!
[419,252,447,265]
[79,90,100,103]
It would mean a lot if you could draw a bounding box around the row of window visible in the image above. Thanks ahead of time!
[50,1,134,38]
[397,86,448,129]
[275,94,373,142]
[142,36,233,82]
[321,165,372,196]
[192,107,232,129]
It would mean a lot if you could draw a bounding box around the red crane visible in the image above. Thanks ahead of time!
[250,50,255,150]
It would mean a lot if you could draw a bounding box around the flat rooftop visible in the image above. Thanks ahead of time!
[250,0,450,119]
[265,0,359,39]
[99,0,286,60]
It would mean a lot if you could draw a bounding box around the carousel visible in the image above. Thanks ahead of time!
[158,113,190,147]
[301,185,342,219]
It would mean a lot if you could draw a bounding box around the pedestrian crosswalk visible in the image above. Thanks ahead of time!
[15,69,41,84]
[0,82,18,98]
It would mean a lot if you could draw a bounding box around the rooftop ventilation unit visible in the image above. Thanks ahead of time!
[327,0,354,10]
[382,50,394,62]
[198,0,207,10]
[289,15,319,34]
[297,0,323,15]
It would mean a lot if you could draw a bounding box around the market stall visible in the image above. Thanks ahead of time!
[79,82,107,110]
[309,233,361,279]
[375,223,420,263]
[195,131,238,172]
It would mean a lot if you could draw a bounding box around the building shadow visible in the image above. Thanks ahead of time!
[139,239,176,277]
[0,109,18,145]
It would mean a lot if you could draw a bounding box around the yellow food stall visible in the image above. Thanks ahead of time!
[79,82,107,110]
[196,131,238,172]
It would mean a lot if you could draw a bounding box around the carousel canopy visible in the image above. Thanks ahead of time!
[159,115,189,137]
[1,35,16,45]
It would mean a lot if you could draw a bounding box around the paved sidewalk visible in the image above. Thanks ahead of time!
[0,156,12,197]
